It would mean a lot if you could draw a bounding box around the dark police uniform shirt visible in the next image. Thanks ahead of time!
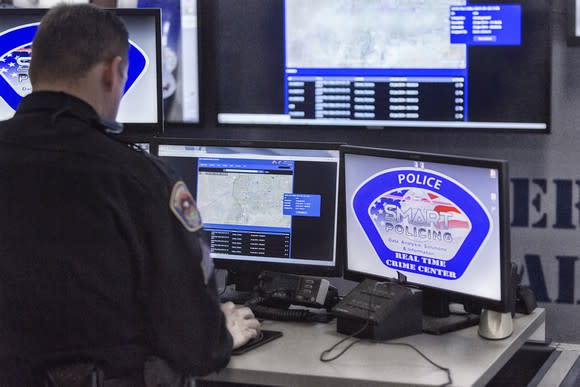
[0,92,232,377]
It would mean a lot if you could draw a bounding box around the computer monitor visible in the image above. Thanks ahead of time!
[115,0,200,123]
[341,145,511,315]
[0,8,163,133]
[215,0,549,132]
[154,139,342,289]
[568,0,580,45]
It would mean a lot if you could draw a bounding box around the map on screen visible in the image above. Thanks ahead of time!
[197,168,292,228]
[285,0,466,69]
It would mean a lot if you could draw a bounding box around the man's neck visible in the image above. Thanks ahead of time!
[31,69,106,118]
[33,84,100,113]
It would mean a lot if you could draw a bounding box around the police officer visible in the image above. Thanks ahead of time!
[0,4,260,386]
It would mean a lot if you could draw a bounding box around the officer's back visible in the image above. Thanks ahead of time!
[0,5,262,386]
[0,4,234,386]
[0,91,158,382]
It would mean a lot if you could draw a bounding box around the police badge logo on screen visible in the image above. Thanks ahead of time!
[352,168,492,280]
[0,23,148,112]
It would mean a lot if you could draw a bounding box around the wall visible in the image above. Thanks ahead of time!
[165,0,578,342]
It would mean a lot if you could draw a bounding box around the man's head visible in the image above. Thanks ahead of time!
[29,4,129,120]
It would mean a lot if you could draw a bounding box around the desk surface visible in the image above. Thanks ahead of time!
[202,308,545,387]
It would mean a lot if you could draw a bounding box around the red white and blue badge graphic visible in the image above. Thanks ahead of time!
[352,168,492,280]
[0,43,32,99]
[0,22,148,112]
[170,180,202,232]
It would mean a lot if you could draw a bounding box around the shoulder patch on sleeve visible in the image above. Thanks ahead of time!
[170,180,202,232]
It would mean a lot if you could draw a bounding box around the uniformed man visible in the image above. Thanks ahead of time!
[0,4,260,386]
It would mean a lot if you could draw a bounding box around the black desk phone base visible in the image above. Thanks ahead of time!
[334,278,484,339]
[333,278,423,340]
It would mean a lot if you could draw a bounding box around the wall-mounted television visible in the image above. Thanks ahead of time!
[214,0,550,132]
[0,7,164,134]
[115,0,200,123]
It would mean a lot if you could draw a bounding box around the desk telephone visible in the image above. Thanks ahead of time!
[332,278,423,340]
[256,271,335,308]
[243,271,338,322]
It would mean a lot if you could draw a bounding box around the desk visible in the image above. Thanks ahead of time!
[202,308,545,387]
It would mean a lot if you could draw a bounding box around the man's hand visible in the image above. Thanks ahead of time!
[221,302,261,349]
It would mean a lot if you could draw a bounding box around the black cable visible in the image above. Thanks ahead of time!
[320,281,383,362]
[217,283,229,298]
[319,281,453,386]
[319,320,367,362]
[376,341,452,387]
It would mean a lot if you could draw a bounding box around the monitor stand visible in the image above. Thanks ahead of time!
[218,269,261,304]
[421,290,480,335]
[478,309,513,340]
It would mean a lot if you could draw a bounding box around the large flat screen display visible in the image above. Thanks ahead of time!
[0,7,163,133]
[215,0,550,132]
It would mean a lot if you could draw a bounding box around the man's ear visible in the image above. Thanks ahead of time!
[103,56,125,91]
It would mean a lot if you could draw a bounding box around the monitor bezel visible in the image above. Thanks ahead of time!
[152,137,344,279]
[115,7,164,134]
[340,145,512,313]
[0,7,164,134]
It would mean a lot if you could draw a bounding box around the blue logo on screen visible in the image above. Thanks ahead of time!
[352,168,491,280]
[0,23,148,111]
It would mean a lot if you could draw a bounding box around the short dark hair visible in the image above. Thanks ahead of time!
[29,4,129,84]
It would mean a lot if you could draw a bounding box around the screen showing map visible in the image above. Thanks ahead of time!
[215,0,549,131]
[343,150,506,301]
[157,143,340,268]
